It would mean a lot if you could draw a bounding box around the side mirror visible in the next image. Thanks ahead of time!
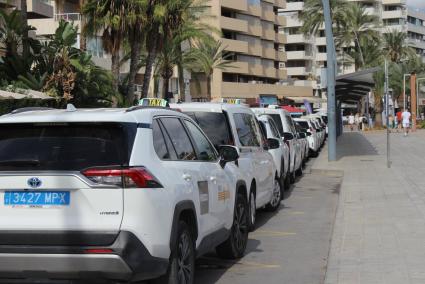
[282,132,294,141]
[306,132,312,136]
[218,145,239,168]
[267,138,280,150]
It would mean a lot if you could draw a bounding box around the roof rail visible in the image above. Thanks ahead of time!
[10,107,55,115]
[126,106,171,113]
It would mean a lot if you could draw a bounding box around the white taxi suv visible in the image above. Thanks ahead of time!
[171,102,281,231]
[0,105,249,284]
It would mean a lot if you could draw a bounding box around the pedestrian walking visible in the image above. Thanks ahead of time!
[401,108,411,137]
[396,110,402,132]
[389,115,394,130]
[348,113,355,131]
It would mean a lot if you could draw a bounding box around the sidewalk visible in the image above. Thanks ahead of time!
[313,131,425,284]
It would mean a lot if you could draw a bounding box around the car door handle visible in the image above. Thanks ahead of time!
[210,176,217,184]
[182,174,192,182]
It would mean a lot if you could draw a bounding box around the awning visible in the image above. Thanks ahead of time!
[0,89,53,100]
[285,96,327,104]
[282,105,305,113]
[335,67,379,102]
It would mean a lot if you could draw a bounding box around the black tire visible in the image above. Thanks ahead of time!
[296,165,303,177]
[248,190,256,231]
[216,193,249,259]
[155,221,195,284]
[265,178,281,211]
[284,174,291,192]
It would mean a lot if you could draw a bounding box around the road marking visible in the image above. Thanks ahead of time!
[198,257,281,271]
[251,230,297,237]
[289,211,305,215]
[228,261,280,271]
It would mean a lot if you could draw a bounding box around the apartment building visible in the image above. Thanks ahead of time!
[195,0,313,103]
[407,7,425,60]
[0,0,54,19]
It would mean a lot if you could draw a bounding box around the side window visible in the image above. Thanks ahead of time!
[184,120,218,161]
[258,121,268,140]
[268,119,281,138]
[152,119,170,160]
[233,113,260,147]
[160,117,197,161]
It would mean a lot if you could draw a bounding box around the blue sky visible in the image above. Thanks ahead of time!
[408,0,425,9]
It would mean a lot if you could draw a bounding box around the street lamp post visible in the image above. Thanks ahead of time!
[403,73,411,110]
[385,60,391,169]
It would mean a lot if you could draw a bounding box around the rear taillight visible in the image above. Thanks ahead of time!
[84,248,114,254]
[82,167,163,188]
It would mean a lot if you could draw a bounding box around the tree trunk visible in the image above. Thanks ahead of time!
[141,31,159,98]
[127,32,142,105]
[162,76,170,99]
[21,0,29,57]
[79,0,87,51]
[111,51,120,106]
[177,44,185,102]
[207,75,211,101]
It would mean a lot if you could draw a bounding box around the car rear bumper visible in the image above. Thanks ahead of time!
[0,231,168,282]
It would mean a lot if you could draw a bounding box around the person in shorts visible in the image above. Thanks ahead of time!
[348,113,355,131]
[396,110,402,132]
[401,108,411,137]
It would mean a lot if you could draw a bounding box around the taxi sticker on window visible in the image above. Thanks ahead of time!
[139,98,168,107]
[221,98,242,105]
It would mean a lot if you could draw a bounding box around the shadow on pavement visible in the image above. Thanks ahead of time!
[337,132,378,160]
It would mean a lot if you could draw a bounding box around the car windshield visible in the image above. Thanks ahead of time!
[0,123,135,171]
[184,112,233,149]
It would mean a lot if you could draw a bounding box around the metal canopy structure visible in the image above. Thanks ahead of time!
[333,67,380,137]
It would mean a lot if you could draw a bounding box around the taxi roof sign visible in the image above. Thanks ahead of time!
[220,98,242,105]
[139,98,169,107]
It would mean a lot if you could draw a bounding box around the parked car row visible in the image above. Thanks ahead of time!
[0,101,327,284]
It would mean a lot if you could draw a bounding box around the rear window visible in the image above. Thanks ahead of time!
[184,112,233,149]
[297,121,309,129]
[0,123,136,171]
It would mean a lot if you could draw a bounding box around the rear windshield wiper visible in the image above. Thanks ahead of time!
[0,159,41,167]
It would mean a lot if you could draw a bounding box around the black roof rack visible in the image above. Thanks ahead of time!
[126,105,175,113]
[10,107,55,115]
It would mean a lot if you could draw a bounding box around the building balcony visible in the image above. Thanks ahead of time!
[262,9,275,22]
[286,34,310,44]
[382,0,406,4]
[221,38,249,54]
[277,69,287,79]
[263,47,276,59]
[225,61,250,75]
[316,53,327,61]
[274,0,285,9]
[220,16,248,33]
[382,10,406,19]
[276,50,287,61]
[315,37,326,45]
[221,0,248,12]
[264,66,277,78]
[249,44,263,57]
[382,24,407,33]
[29,13,82,35]
[275,15,286,26]
[408,23,425,35]
[286,51,313,60]
[284,15,302,27]
[275,33,286,44]
[249,64,265,77]
[262,28,275,41]
[248,24,262,37]
[220,82,313,99]
[30,0,54,19]
[293,80,317,88]
[281,1,303,12]
[247,4,261,17]
[408,39,425,50]
[286,67,311,76]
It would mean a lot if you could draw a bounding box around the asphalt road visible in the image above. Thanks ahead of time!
[194,161,342,284]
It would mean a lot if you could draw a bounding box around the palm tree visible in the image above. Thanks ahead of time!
[82,0,127,95]
[186,41,233,100]
[337,4,380,70]
[300,0,348,36]
[79,0,86,51]
[20,0,29,57]
[383,31,416,63]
